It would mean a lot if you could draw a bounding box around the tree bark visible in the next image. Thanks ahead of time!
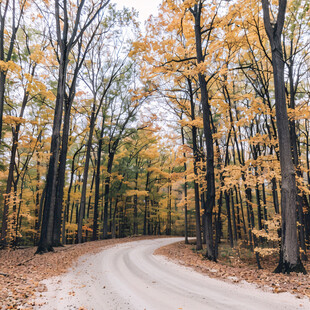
[103,151,115,239]
[181,126,189,244]
[143,166,150,236]
[187,77,202,250]
[287,56,307,261]
[261,0,305,273]
[52,95,71,247]
[77,102,97,243]
[133,159,139,235]
[36,56,66,253]
[192,2,216,260]
[93,116,105,241]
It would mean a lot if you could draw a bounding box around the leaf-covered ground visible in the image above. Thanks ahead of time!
[0,236,163,310]
[155,241,310,301]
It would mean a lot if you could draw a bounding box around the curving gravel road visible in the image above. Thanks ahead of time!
[35,237,310,310]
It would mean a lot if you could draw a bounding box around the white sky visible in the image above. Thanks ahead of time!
[113,0,163,24]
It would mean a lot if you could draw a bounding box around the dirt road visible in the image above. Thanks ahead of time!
[35,237,310,309]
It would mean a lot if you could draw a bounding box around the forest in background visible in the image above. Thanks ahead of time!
[0,0,309,274]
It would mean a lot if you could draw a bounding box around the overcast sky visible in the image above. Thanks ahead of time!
[114,0,162,24]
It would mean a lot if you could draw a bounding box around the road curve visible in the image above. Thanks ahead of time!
[36,237,310,310]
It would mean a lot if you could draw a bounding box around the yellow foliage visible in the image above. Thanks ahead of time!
[0,60,21,73]
[7,61,21,74]
[66,223,78,232]
[126,190,149,197]
[252,214,281,253]
[30,45,45,64]
[3,115,26,125]
[254,247,278,257]
[0,60,9,72]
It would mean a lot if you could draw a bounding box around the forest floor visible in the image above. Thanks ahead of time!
[156,240,310,300]
[0,236,310,309]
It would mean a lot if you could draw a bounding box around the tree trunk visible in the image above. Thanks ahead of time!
[35,150,41,245]
[93,116,105,241]
[36,56,66,253]
[287,59,307,261]
[143,166,150,236]
[262,0,305,273]
[225,190,234,248]
[181,126,189,244]
[103,151,115,239]
[52,96,71,247]
[187,78,202,250]
[77,102,97,243]
[192,2,216,260]
[0,71,6,142]
[166,180,172,235]
[133,163,139,235]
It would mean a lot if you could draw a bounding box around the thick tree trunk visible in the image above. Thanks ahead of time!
[52,97,71,247]
[192,2,216,260]
[36,61,66,253]
[287,61,307,261]
[36,46,69,253]
[262,0,305,273]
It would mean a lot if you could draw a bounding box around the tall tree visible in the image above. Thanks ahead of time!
[0,0,27,141]
[261,0,305,273]
[190,0,216,260]
[76,9,137,242]
[0,28,50,247]
[36,0,110,253]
